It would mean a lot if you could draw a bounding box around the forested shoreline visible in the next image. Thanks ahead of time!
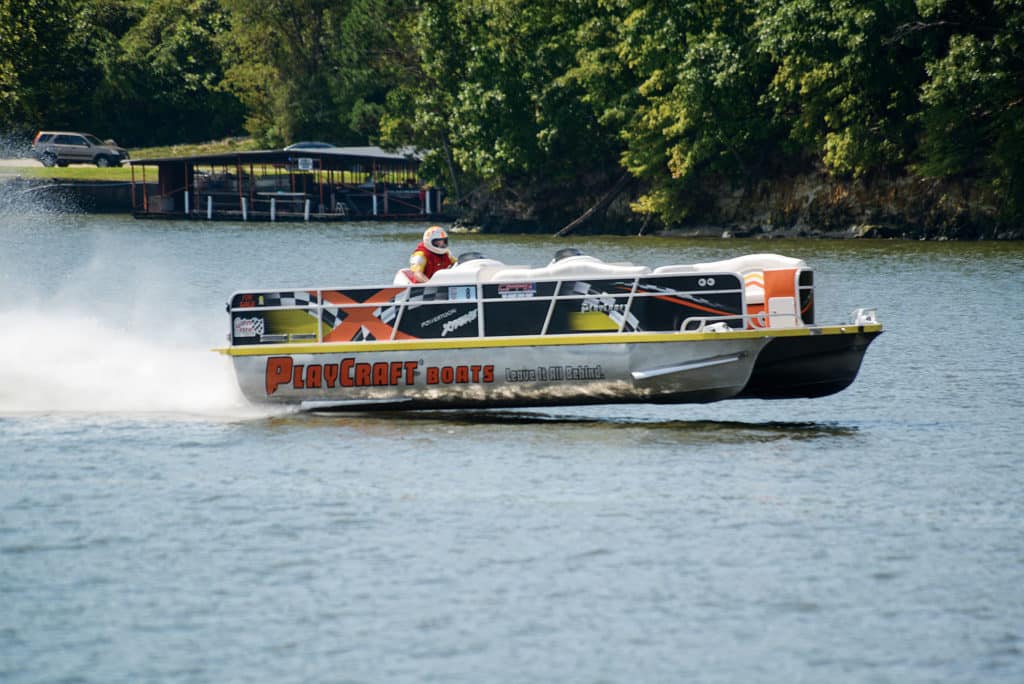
[3,1,1022,237]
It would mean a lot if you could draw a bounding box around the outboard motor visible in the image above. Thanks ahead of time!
[552,247,585,262]
[457,251,487,263]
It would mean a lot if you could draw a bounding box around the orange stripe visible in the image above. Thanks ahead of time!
[649,294,736,318]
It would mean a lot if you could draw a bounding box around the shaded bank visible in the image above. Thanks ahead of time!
[457,172,1023,240]
[4,173,1022,240]
[0,177,156,214]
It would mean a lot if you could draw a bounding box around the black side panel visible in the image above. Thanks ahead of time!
[798,270,814,324]
[396,300,480,338]
[482,282,558,336]
[634,274,745,331]
[548,279,635,334]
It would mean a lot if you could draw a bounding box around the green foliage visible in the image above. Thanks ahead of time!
[378,0,472,194]
[916,0,1024,212]
[0,0,242,145]
[756,0,924,177]
[328,0,417,139]
[218,0,414,146]
[99,0,244,145]
[130,135,259,159]
[17,163,152,180]
[378,0,626,203]
[609,2,782,221]
[218,0,337,145]
[4,0,1024,224]
[0,0,104,132]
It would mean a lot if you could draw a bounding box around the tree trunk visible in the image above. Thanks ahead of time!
[554,173,632,237]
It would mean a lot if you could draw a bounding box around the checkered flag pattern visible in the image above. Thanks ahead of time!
[256,290,341,331]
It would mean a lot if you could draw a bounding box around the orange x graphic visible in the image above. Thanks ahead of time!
[321,288,418,341]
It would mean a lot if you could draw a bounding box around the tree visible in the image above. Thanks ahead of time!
[916,0,1024,214]
[381,0,623,209]
[323,0,418,141]
[372,0,459,197]
[96,0,243,145]
[0,0,104,133]
[755,0,924,177]
[567,1,779,224]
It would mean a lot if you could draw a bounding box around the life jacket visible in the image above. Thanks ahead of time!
[410,241,457,279]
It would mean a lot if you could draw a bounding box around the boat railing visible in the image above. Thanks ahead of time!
[227,270,809,346]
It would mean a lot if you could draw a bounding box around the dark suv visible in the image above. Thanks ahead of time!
[31,131,130,167]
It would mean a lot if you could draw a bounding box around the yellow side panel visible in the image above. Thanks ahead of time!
[263,310,329,337]
[568,311,618,331]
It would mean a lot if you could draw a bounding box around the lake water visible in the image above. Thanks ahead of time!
[1,207,1023,683]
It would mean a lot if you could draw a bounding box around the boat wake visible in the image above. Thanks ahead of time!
[305,407,858,437]
[0,307,267,419]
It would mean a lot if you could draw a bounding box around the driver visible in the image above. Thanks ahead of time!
[409,225,457,282]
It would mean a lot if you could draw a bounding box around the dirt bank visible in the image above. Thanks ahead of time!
[459,171,1022,240]
[0,176,155,213]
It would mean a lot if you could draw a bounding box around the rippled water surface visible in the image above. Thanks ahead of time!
[1,211,1023,683]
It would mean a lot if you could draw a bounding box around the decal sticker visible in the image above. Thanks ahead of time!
[581,296,627,314]
[498,283,536,299]
[441,308,478,337]
[233,316,265,338]
[425,365,494,385]
[321,288,416,342]
[504,364,606,382]
[264,356,495,395]
[565,364,606,380]
[266,357,419,395]
[421,308,458,329]
[449,286,476,300]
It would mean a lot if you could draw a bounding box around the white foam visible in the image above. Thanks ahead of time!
[0,248,280,418]
[0,308,270,417]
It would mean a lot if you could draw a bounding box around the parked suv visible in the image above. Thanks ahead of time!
[31,131,129,167]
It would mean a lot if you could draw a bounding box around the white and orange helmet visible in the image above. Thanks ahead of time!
[423,225,450,255]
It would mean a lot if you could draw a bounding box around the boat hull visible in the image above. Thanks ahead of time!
[228,334,769,410]
[738,328,882,399]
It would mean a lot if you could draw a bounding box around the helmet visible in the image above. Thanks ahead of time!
[423,225,450,255]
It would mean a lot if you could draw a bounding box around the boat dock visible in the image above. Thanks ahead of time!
[129,146,446,222]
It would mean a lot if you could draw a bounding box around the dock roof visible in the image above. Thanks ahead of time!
[129,145,422,169]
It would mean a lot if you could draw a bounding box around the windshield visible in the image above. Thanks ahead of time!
[84,134,104,146]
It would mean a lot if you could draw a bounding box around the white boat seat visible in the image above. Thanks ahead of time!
[653,253,806,275]
[486,255,651,282]
[425,259,506,284]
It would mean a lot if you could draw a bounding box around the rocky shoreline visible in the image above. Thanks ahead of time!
[4,169,1021,239]
[458,171,1023,240]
